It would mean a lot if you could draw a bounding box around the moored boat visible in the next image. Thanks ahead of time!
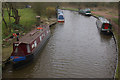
[79,8,91,16]
[57,9,65,23]
[10,25,51,66]
[57,13,65,23]
[96,17,112,34]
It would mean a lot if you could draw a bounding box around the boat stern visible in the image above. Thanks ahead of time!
[10,56,26,63]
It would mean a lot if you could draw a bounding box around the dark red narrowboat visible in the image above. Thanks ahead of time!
[10,25,51,65]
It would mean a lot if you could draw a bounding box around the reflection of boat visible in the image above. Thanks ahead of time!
[96,17,112,34]
[10,25,51,66]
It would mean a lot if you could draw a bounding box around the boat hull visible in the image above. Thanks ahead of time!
[58,19,64,23]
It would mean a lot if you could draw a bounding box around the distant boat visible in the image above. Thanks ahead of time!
[79,8,91,16]
[96,17,112,33]
[57,9,65,23]
[10,25,51,66]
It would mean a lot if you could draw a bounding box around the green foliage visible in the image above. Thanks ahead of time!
[18,8,37,31]
[111,18,118,25]
[46,7,56,18]
[115,65,118,78]
[2,8,37,39]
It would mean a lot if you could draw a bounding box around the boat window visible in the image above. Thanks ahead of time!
[40,36,42,41]
[32,44,35,49]
[44,33,45,36]
[15,48,18,53]
[59,15,64,19]
[27,44,31,53]
[14,44,19,47]
[34,41,37,47]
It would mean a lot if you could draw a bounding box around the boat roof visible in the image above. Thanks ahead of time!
[16,25,49,44]
[85,8,90,10]
[58,13,63,16]
[58,11,63,14]
[98,17,110,24]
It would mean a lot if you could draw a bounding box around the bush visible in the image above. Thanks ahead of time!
[46,7,56,18]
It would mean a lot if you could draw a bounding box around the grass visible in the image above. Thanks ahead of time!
[2,8,37,61]
[112,21,119,79]
[113,29,119,79]
[92,13,104,17]
[115,65,118,78]
[2,44,13,61]
[18,8,37,31]
[2,8,37,39]
[111,18,118,26]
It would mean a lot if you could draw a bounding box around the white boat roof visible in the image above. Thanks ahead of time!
[58,13,63,16]
[98,17,110,24]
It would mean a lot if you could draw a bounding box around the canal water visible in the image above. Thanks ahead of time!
[3,10,117,78]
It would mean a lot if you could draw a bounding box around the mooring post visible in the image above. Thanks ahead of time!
[36,16,41,27]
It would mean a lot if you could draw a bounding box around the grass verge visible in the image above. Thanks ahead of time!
[2,8,37,61]
[2,8,37,39]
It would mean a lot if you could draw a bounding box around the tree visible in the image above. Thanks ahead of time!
[2,2,20,33]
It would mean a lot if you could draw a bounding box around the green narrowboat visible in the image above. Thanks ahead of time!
[96,17,112,33]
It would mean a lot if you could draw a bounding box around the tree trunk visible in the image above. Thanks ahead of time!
[14,9,20,24]
[2,9,8,28]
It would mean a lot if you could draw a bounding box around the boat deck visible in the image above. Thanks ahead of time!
[17,25,49,44]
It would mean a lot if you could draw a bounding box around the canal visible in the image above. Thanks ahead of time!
[3,10,118,78]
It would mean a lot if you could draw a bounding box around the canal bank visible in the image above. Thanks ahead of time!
[2,18,57,69]
[3,10,118,78]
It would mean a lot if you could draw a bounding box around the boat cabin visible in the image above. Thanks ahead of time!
[79,8,91,16]
[57,13,64,22]
[96,17,112,33]
[10,25,50,62]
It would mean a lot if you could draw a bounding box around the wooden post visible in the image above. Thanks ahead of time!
[36,16,40,27]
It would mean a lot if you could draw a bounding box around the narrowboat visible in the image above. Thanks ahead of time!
[10,25,51,66]
[84,8,91,16]
[57,9,63,16]
[57,9,63,13]
[79,8,91,16]
[57,13,65,23]
[79,9,84,14]
[96,17,112,33]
